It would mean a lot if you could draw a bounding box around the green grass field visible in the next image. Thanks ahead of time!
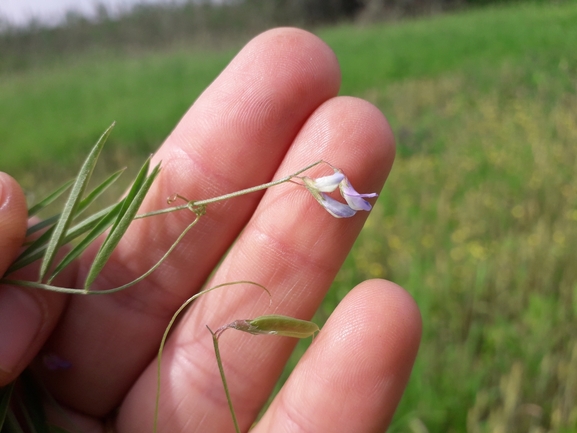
[2,1,577,431]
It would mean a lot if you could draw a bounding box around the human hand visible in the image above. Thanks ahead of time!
[0,28,421,432]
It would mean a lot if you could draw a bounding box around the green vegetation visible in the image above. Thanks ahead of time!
[2,1,576,431]
[0,47,236,188]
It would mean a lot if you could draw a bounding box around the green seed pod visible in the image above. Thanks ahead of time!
[232,315,319,338]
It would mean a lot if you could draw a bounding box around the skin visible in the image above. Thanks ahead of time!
[0,28,421,433]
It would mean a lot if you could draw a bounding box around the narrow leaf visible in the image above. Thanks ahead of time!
[15,169,124,274]
[92,210,199,295]
[84,160,160,289]
[109,158,153,234]
[75,168,125,217]
[27,180,73,217]
[62,205,118,244]
[50,201,124,279]
[2,227,55,278]
[39,123,115,282]
[26,215,59,238]
[26,168,124,238]
[6,204,117,277]
[0,278,90,295]
[0,382,14,430]
[99,157,151,245]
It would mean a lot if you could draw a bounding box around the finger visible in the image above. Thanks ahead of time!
[39,28,342,414]
[0,173,27,276]
[0,173,67,385]
[117,96,395,432]
[255,280,422,433]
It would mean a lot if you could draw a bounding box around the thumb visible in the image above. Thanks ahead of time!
[0,173,67,385]
[0,172,27,274]
[0,172,31,383]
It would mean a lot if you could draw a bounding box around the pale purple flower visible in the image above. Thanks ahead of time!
[339,176,378,211]
[314,193,358,218]
[302,169,377,218]
[304,172,345,192]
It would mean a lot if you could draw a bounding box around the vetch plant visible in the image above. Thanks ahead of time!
[0,123,377,433]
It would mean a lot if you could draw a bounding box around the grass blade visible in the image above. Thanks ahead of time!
[39,122,115,282]
[0,382,14,430]
[84,160,160,290]
[27,180,73,218]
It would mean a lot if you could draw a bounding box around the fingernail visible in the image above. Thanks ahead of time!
[0,286,42,373]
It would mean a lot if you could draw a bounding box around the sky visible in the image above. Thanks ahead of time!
[0,0,172,27]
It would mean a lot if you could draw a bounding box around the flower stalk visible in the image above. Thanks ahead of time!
[207,314,319,433]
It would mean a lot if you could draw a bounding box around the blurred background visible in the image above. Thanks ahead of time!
[1,0,576,431]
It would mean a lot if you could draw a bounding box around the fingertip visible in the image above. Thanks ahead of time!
[346,279,422,359]
[246,27,341,95]
[317,279,422,392]
[315,96,396,185]
[0,172,28,275]
[257,279,421,433]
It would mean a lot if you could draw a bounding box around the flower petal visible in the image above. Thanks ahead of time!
[319,193,357,218]
[339,177,378,211]
[303,172,345,193]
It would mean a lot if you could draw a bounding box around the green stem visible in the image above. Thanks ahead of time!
[133,204,190,219]
[153,281,269,433]
[208,327,241,433]
[135,160,324,219]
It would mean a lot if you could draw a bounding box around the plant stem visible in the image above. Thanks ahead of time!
[153,282,269,433]
[209,327,241,433]
[135,160,324,219]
